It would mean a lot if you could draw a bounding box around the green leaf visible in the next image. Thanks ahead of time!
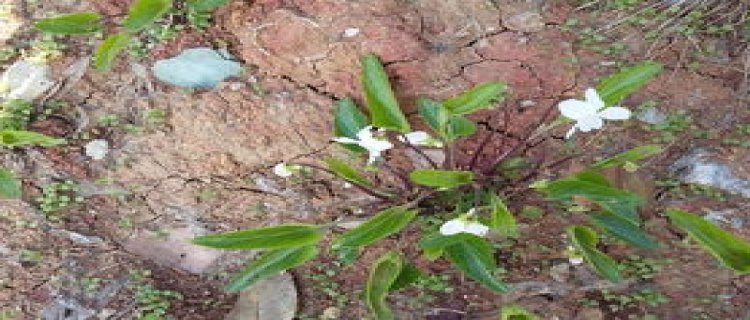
[323,158,372,186]
[409,169,474,189]
[417,98,449,135]
[538,177,642,223]
[596,61,663,106]
[446,116,477,141]
[589,211,659,249]
[35,12,102,35]
[500,304,539,320]
[361,54,410,133]
[416,98,476,141]
[122,0,173,32]
[667,209,750,273]
[192,224,323,250]
[226,246,318,292]
[186,0,228,12]
[333,206,417,249]
[443,82,507,115]
[0,168,21,198]
[366,251,402,320]
[389,263,422,291]
[445,236,510,293]
[0,130,65,147]
[419,233,477,260]
[490,195,518,238]
[333,99,368,153]
[590,145,663,169]
[94,33,131,72]
[568,226,622,283]
[573,170,612,186]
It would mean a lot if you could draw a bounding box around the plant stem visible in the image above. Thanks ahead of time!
[291,162,395,200]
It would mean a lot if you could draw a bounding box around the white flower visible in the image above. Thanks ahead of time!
[398,131,443,147]
[439,209,489,237]
[84,139,109,160]
[332,126,394,164]
[558,88,632,139]
[273,163,300,177]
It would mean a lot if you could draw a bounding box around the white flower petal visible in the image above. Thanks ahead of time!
[558,99,598,120]
[273,163,293,177]
[400,131,431,145]
[576,115,603,132]
[464,222,489,237]
[584,88,605,109]
[355,126,375,141]
[439,220,466,236]
[332,137,359,144]
[597,106,631,120]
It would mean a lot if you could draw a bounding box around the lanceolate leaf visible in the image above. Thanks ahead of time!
[35,12,102,35]
[417,98,449,135]
[444,236,510,293]
[323,158,372,186]
[366,251,402,320]
[667,209,750,273]
[333,98,368,152]
[591,145,663,169]
[226,246,318,292]
[0,130,65,147]
[389,263,422,291]
[589,211,659,249]
[0,168,21,198]
[568,226,622,283]
[192,224,323,250]
[490,195,518,238]
[538,177,642,223]
[122,0,173,32]
[596,61,663,107]
[443,82,507,115]
[500,305,539,320]
[446,116,477,141]
[333,206,417,249]
[94,33,131,72]
[419,233,476,260]
[409,169,474,189]
[361,54,410,133]
[186,0,229,12]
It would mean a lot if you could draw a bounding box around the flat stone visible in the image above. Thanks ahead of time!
[670,149,750,198]
[122,226,224,274]
[225,273,297,320]
[152,48,243,89]
[1,60,55,101]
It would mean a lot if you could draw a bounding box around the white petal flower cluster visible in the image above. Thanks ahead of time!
[272,163,302,177]
[439,209,489,237]
[333,126,394,165]
[558,88,631,139]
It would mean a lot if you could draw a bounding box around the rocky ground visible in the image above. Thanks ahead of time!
[1,0,749,319]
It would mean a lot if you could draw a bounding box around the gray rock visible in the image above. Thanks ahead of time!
[41,298,95,320]
[670,149,750,198]
[636,107,667,125]
[152,48,243,89]
[1,60,55,101]
[225,273,297,320]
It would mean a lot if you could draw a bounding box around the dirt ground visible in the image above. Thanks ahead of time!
[1,0,749,319]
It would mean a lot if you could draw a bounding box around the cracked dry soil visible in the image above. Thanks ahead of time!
[2,0,750,319]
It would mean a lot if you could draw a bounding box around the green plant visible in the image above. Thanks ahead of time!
[35,180,83,218]
[34,0,229,71]
[619,254,671,280]
[0,99,32,130]
[305,261,353,309]
[191,54,750,319]
[128,269,183,319]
